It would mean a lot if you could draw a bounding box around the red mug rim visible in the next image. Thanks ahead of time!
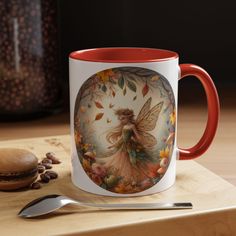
[69,47,179,63]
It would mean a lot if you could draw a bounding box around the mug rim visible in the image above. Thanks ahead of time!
[69,47,179,63]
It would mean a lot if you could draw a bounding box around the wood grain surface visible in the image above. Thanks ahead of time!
[0,105,235,186]
[0,135,236,236]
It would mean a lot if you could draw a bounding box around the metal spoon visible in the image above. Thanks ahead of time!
[18,194,192,218]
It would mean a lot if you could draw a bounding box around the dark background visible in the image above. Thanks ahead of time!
[58,0,236,106]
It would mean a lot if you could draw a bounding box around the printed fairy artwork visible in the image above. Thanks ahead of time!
[74,67,176,194]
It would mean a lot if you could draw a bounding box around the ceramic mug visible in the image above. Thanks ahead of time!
[69,48,219,197]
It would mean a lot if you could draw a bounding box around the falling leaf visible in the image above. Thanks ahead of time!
[133,95,137,101]
[151,75,160,81]
[94,101,104,109]
[88,103,91,108]
[95,113,104,120]
[169,110,176,125]
[118,76,124,89]
[112,90,116,97]
[142,83,149,97]
[123,87,127,96]
[127,80,137,92]
[80,106,86,113]
[109,103,114,108]
[107,118,112,123]
[101,84,107,92]
[159,147,170,159]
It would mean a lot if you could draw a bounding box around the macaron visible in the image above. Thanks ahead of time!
[0,148,38,191]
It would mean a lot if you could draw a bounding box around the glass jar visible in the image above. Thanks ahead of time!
[0,0,62,120]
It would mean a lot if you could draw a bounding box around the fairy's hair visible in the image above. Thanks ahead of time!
[115,108,134,118]
[106,108,135,144]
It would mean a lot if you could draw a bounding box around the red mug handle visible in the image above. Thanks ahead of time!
[178,64,220,160]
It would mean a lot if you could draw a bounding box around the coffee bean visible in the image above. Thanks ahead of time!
[42,158,52,164]
[45,152,55,159]
[31,182,41,189]
[51,159,61,164]
[45,170,58,179]
[37,164,46,173]
[40,173,50,183]
[42,163,52,169]
[46,152,61,164]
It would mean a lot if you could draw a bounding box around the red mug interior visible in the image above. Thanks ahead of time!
[69,47,178,63]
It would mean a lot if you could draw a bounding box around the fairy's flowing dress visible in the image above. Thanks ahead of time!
[105,125,152,183]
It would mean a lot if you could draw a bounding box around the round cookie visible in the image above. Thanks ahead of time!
[0,148,38,191]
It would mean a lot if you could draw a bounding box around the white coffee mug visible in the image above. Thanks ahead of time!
[69,48,219,197]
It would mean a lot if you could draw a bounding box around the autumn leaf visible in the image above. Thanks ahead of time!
[82,159,91,171]
[151,75,160,81]
[80,106,86,113]
[118,76,124,89]
[114,184,126,194]
[87,103,91,108]
[112,90,116,97]
[82,143,90,151]
[159,147,170,159]
[109,103,114,108]
[127,80,137,92]
[142,83,149,97]
[74,131,82,145]
[133,95,137,101]
[95,113,104,121]
[94,101,104,109]
[107,118,112,123]
[123,87,127,96]
[97,69,115,83]
[104,175,119,188]
[101,84,107,92]
[169,110,176,125]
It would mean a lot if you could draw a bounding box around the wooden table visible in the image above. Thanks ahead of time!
[0,135,236,236]
[0,105,235,235]
[0,105,235,185]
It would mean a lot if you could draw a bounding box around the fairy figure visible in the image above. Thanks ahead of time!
[104,97,164,184]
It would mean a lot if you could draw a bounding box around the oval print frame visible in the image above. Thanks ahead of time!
[74,67,176,194]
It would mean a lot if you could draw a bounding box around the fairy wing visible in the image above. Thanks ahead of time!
[136,101,164,132]
[135,97,152,124]
[139,131,157,147]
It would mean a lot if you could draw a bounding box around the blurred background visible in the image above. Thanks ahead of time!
[1,0,235,119]
[59,0,235,107]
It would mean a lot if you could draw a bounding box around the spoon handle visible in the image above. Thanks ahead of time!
[77,202,193,210]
